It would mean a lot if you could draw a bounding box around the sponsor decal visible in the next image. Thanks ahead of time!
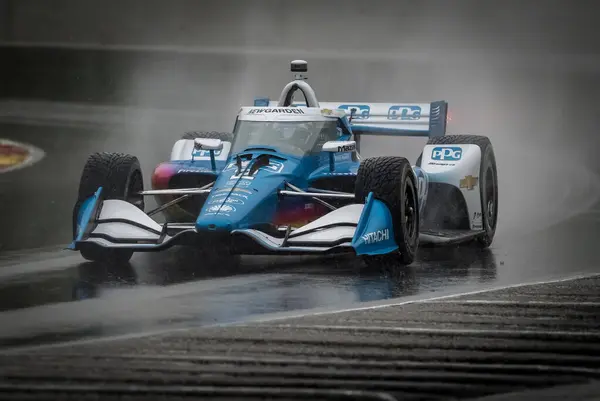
[334,152,352,162]
[387,105,422,120]
[231,192,249,199]
[337,104,370,119]
[472,211,483,229]
[362,229,390,244]
[206,204,236,215]
[214,187,253,194]
[177,168,210,173]
[0,139,45,174]
[337,144,356,152]
[230,173,254,181]
[460,175,479,190]
[227,178,252,186]
[219,204,236,214]
[322,172,356,176]
[321,108,333,116]
[232,188,253,194]
[427,161,458,166]
[192,148,222,158]
[224,197,244,205]
[247,108,305,114]
[208,197,244,206]
[431,146,462,161]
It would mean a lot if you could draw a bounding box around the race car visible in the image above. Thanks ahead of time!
[69,60,498,268]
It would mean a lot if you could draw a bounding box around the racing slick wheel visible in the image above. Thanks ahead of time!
[72,152,144,264]
[416,135,498,247]
[181,131,234,142]
[355,156,419,268]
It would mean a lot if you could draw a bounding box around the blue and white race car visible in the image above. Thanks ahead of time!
[69,60,498,268]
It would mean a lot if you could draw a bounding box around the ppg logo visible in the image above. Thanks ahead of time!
[337,104,370,119]
[431,146,462,161]
[387,105,422,120]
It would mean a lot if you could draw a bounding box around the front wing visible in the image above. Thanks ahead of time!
[69,189,400,256]
[69,186,487,256]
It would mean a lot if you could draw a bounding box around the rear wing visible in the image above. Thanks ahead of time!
[256,98,448,138]
[323,101,448,138]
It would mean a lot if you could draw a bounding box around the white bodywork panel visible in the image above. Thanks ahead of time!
[232,228,353,253]
[93,222,158,240]
[79,236,171,249]
[287,226,356,245]
[322,140,356,153]
[291,204,363,236]
[93,200,164,241]
[233,204,364,252]
[194,138,223,151]
[321,102,431,133]
[266,101,432,134]
[170,139,232,161]
[238,106,336,122]
[100,201,163,231]
[75,194,480,250]
[420,143,483,230]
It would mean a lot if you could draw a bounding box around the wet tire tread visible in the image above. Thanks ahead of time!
[182,131,234,142]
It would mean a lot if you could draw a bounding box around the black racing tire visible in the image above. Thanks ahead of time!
[417,135,498,247]
[72,152,145,264]
[182,131,234,142]
[355,156,419,268]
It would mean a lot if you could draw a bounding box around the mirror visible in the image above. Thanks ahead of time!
[194,138,223,151]
[322,140,356,153]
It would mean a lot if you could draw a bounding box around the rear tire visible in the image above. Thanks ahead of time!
[416,135,498,247]
[182,131,234,142]
[72,152,145,264]
[355,156,419,268]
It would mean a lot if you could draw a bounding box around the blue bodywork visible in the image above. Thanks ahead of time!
[68,187,103,249]
[351,193,398,256]
[193,148,358,233]
[71,98,447,257]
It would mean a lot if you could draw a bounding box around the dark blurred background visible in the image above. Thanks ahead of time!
[1,0,599,252]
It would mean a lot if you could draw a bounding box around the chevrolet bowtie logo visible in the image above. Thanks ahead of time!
[460,175,479,190]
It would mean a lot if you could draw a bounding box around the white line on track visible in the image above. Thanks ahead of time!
[259,325,600,338]
[427,300,600,307]
[238,272,600,324]
[2,271,600,355]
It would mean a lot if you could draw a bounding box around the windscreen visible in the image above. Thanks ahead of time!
[230,120,339,157]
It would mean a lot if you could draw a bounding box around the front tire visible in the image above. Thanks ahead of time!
[72,152,145,264]
[355,156,419,268]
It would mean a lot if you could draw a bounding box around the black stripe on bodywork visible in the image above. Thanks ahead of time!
[287,222,357,239]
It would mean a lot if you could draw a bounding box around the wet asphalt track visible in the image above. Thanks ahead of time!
[0,85,600,349]
[0,116,598,348]
[0,24,599,351]
[0,3,600,399]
